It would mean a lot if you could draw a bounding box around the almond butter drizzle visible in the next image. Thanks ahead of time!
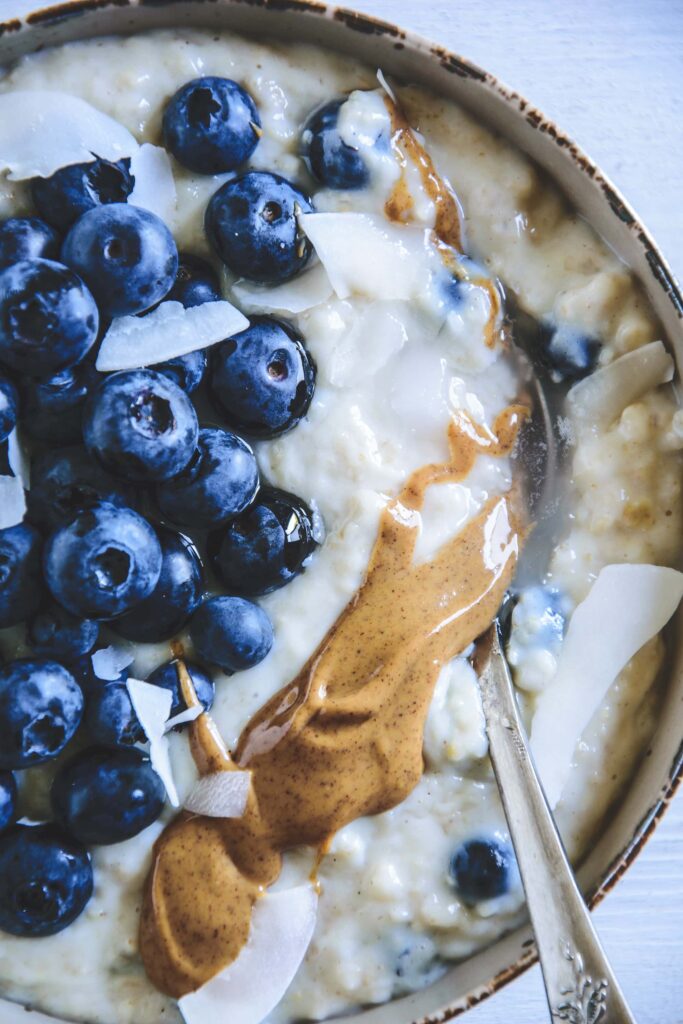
[138,406,526,998]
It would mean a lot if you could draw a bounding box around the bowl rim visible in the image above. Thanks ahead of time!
[0,1,682,1021]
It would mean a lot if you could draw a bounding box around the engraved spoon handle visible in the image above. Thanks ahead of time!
[475,623,638,1024]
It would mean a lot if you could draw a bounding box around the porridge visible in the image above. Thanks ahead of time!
[0,26,681,1024]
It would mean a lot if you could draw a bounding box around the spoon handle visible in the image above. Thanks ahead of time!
[475,623,638,1024]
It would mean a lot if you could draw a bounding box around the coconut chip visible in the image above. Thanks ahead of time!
[530,563,683,808]
[128,143,177,226]
[91,643,135,681]
[165,705,203,732]
[184,770,252,819]
[376,68,397,104]
[231,261,333,315]
[126,677,179,807]
[96,300,249,372]
[568,340,674,430]
[0,91,139,181]
[178,884,318,1024]
[0,473,25,529]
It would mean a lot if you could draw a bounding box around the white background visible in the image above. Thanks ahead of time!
[0,0,681,1021]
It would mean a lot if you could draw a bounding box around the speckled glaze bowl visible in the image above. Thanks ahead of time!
[0,3,681,1023]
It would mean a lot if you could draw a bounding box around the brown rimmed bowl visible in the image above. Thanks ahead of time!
[0,2,681,1022]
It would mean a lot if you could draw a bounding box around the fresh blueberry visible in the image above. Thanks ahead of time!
[0,823,93,937]
[190,595,273,673]
[27,446,136,532]
[0,374,18,444]
[209,487,318,597]
[301,98,370,190]
[21,359,100,446]
[0,773,17,834]
[0,523,44,629]
[167,252,222,308]
[83,369,199,482]
[146,659,214,718]
[61,204,178,317]
[210,316,315,439]
[44,502,162,619]
[52,746,165,845]
[0,659,83,769]
[32,157,134,232]
[156,427,259,530]
[27,603,99,661]
[111,526,203,643]
[449,837,514,904]
[0,258,99,375]
[85,681,144,749]
[0,217,60,268]
[163,76,261,175]
[152,348,207,395]
[206,171,313,284]
[545,324,600,382]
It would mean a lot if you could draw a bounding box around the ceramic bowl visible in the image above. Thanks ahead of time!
[0,3,681,1022]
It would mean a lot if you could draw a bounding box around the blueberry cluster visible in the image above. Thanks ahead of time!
[0,75,336,939]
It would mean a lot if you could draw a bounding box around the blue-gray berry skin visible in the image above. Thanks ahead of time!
[61,204,178,317]
[156,427,259,530]
[190,595,273,674]
[27,603,99,662]
[0,523,44,629]
[0,772,17,834]
[206,171,313,285]
[111,527,204,643]
[85,681,144,749]
[146,659,214,719]
[167,252,222,309]
[0,258,99,376]
[210,317,315,439]
[0,823,93,937]
[449,837,514,904]
[301,98,371,190]
[31,157,134,231]
[52,747,165,846]
[83,370,199,483]
[27,446,137,533]
[22,359,100,447]
[44,502,162,620]
[0,659,84,770]
[0,373,18,445]
[0,217,60,268]
[163,77,261,174]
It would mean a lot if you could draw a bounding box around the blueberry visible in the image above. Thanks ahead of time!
[27,603,99,661]
[44,502,162,619]
[209,487,318,597]
[0,659,83,769]
[32,157,134,232]
[163,76,261,175]
[0,258,99,376]
[210,316,315,439]
[0,523,44,629]
[0,772,17,834]
[27,445,136,532]
[206,171,313,285]
[85,681,144,749]
[21,359,100,446]
[449,837,513,904]
[0,823,93,937]
[156,427,259,530]
[146,659,214,718]
[52,746,165,845]
[83,370,199,482]
[0,373,18,444]
[190,595,273,673]
[301,98,370,190]
[61,204,178,317]
[167,252,222,308]
[545,324,600,382]
[111,526,203,643]
[0,217,60,268]
[152,348,207,395]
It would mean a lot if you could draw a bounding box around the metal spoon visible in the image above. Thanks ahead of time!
[472,307,639,1023]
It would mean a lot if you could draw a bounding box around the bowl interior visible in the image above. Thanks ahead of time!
[0,3,681,1022]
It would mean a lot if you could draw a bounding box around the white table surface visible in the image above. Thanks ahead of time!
[0,0,681,1021]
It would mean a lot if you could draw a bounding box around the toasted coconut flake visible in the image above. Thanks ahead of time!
[0,473,25,529]
[376,68,397,103]
[92,643,135,681]
[128,143,177,225]
[0,91,139,181]
[165,705,203,731]
[530,563,683,807]
[231,261,333,315]
[126,677,179,806]
[178,885,318,1024]
[184,770,251,818]
[96,300,248,372]
[568,340,674,430]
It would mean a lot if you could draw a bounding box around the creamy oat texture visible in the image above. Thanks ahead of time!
[0,28,681,1024]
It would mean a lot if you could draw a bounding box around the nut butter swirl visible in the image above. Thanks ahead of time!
[139,407,525,998]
